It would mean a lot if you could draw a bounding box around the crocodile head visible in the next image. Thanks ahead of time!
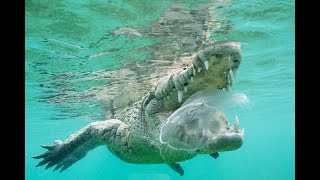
[143,40,244,155]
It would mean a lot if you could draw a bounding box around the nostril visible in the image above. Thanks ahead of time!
[233,60,239,63]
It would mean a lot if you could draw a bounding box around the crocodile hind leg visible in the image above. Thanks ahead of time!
[209,152,219,159]
[168,163,184,176]
[32,119,123,172]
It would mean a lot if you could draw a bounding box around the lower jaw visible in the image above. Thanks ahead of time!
[196,135,244,154]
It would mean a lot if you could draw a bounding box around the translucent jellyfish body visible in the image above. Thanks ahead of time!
[159,88,249,151]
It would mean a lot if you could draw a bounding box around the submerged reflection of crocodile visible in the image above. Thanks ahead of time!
[33,2,245,176]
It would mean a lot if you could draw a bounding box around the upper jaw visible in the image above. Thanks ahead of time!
[191,41,241,91]
[154,41,242,111]
[191,41,242,90]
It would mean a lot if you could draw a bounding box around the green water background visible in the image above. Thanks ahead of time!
[26,0,295,179]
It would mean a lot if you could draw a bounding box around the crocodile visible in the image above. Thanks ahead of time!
[33,40,244,176]
[33,2,245,176]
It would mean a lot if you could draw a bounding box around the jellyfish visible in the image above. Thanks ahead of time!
[159,88,249,151]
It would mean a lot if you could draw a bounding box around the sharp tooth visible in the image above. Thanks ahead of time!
[202,129,205,136]
[202,129,207,136]
[192,66,196,76]
[204,129,212,137]
[225,85,230,91]
[170,92,173,95]
[54,140,62,144]
[178,90,184,103]
[166,95,170,100]
[232,68,238,80]
[191,76,194,83]
[234,115,239,130]
[240,128,244,138]
[228,55,231,62]
[184,86,188,93]
[204,61,209,70]
[228,72,233,86]
[198,67,202,73]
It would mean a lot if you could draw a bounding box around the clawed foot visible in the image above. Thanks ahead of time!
[32,140,80,172]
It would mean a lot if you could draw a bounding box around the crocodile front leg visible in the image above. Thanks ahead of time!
[33,119,123,172]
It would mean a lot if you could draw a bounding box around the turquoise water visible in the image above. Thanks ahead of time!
[26,0,295,179]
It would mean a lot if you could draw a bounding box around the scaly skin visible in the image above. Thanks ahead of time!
[33,41,244,176]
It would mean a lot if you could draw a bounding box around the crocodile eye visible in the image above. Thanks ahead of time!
[233,60,240,64]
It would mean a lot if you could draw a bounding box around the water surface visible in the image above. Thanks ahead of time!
[26,0,295,179]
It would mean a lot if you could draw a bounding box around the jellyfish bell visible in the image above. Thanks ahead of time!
[159,88,249,152]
